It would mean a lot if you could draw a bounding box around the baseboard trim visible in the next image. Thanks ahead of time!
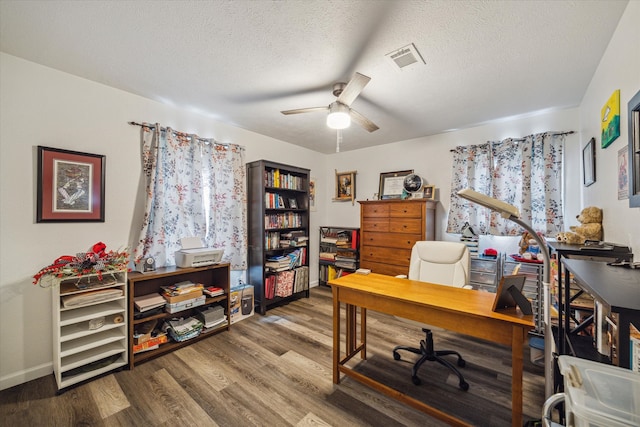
[0,362,52,391]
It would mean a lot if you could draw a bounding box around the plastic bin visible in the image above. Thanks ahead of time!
[544,355,640,426]
[529,333,544,366]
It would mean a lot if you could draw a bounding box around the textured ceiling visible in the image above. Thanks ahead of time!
[0,0,629,153]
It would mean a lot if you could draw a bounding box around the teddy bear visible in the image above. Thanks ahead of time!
[518,231,545,260]
[556,206,603,245]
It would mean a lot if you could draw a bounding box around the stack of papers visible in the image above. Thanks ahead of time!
[134,293,166,312]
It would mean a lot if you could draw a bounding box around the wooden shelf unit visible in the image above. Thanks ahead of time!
[127,264,230,368]
[247,160,310,315]
[52,270,128,391]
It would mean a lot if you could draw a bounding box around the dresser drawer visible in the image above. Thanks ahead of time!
[389,202,422,217]
[360,260,409,277]
[362,203,390,218]
[361,245,411,266]
[361,231,419,250]
[362,218,389,232]
[389,218,422,234]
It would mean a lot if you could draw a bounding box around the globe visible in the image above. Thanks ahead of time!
[403,174,423,193]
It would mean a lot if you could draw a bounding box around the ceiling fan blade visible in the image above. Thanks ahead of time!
[281,106,328,115]
[350,108,379,132]
[336,72,371,106]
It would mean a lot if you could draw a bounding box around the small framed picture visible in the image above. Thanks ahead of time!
[334,170,356,204]
[289,198,298,209]
[37,146,105,222]
[618,145,629,200]
[378,170,413,199]
[582,137,595,187]
[423,184,436,200]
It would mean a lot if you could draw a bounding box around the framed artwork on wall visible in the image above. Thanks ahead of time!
[334,170,356,205]
[582,137,596,187]
[378,170,413,199]
[618,145,629,200]
[601,89,620,149]
[628,90,640,208]
[37,146,106,222]
[309,177,316,211]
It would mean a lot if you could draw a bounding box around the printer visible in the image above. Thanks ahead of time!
[175,237,224,268]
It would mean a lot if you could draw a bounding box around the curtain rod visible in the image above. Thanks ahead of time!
[449,130,575,152]
[128,121,242,149]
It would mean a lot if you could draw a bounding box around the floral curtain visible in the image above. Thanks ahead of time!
[134,124,247,270]
[447,132,565,236]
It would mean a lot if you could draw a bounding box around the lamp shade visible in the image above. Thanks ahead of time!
[327,103,351,129]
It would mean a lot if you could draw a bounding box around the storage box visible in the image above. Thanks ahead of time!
[528,333,544,366]
[557,355,640,427]
[165,295,206,314]
[230,284,254,324]
[162,289,203,304]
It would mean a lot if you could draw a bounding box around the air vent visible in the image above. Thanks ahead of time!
[385,43,425,70]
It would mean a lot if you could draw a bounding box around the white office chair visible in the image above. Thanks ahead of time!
[392,241,471,390]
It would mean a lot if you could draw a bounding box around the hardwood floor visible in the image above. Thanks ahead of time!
[0,286,545,426]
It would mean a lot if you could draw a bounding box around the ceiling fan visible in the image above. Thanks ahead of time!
[281,72,380,133]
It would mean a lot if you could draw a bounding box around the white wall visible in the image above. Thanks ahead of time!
[578,0,640,256]
[1,1,637,390]
[0,53,327,390]
[323,108,580,255]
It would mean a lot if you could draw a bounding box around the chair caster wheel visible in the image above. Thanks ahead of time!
[412,376,421,385]
[393,351,401,361]
[457,359,466,367]
[459,381,469,391]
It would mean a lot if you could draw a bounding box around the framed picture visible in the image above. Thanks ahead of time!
[601,89,620,149]
[628,90,640,208]
[618,145,629,200]
[289,198,298,209]
[378,170,413,200]
[334,170,356,205]
[309,177,316,211]
[582,137,596,187]
[423,184,436,200]
[37,146,105,222]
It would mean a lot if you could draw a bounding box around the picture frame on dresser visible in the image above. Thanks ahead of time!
[423,185,436,200]
[37,146,105,222]
[378,170,413,200]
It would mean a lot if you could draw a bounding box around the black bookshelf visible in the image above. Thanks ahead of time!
[246,160,310,314]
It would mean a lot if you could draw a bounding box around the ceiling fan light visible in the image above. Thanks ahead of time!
[327,103,351,129]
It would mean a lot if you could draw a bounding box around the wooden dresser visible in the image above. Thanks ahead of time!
[358,199,436,276]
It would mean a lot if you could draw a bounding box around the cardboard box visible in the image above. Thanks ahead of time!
[162,289,203,304]
[229,284,254,324]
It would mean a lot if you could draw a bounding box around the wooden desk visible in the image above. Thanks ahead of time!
[329,273,534,427]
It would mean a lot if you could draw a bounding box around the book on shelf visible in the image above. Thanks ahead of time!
[133,333,168,353]
[319,252,336,260]
[160,281,204,296]
[203,286,225,297]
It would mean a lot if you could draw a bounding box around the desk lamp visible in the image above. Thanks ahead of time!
[457,188,553,398]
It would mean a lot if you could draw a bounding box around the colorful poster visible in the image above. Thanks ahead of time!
[601,89,620,148]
